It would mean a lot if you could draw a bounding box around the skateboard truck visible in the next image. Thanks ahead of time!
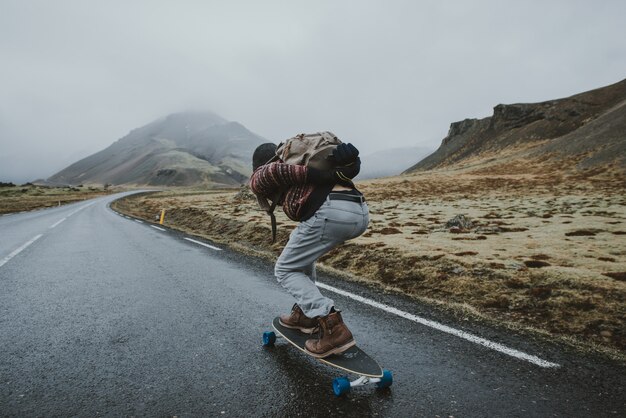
[332,371,393,396]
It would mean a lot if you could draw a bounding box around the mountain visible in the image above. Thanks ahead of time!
[359,146,433,179]
[404,78,626,175]
[48,112,266,187]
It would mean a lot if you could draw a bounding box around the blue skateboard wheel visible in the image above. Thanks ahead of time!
[262,331,276,346]
[376,370,393,389]
[333,376,351,396]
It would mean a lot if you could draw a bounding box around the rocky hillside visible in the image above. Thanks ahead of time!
[48,112,266,187]
[405,78,626,175]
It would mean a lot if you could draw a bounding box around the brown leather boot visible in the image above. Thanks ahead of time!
[279,303,319,334]
[304,311,355,358]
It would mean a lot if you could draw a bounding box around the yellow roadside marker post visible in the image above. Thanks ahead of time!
[159,209,165,225]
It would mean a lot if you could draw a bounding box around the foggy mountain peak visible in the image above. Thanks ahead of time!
[48,111,266,187]
[121,111,228,143]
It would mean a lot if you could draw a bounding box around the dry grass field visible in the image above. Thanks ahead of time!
[112,169,626,357]
[0,184,113,214]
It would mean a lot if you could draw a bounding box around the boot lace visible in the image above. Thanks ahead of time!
[312,318,328,341]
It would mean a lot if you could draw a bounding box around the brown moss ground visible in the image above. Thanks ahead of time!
[111,170,626,357]
[0,185,114,214]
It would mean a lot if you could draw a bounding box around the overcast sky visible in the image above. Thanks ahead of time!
[1,0,625,183]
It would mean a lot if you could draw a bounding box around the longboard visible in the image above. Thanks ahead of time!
[263,317,392,396]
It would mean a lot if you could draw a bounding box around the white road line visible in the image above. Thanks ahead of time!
[317,282,560,369]
[150,225,165,231]
[184,237,222,251]
[134,219,144,224]
[49,218,67,229]
[67,202,94,217]
[0,234,43,268]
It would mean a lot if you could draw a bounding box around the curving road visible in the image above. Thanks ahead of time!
[0,193,624,416]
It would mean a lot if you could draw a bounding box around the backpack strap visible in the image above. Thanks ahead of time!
[268,199,278,244]
[267,191,284,244]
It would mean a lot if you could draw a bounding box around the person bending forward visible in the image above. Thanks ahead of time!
[249,141,369,358]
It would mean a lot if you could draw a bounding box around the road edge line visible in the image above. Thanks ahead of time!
[317,281,560,368]
[184,237,222,251]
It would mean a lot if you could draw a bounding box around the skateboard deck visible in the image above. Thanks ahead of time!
[263,317,392,396]
[270,317,383,377]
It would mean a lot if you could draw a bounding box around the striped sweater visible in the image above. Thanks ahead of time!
[249,162,316,221]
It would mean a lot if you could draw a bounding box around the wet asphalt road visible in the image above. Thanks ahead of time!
[0,193,624,417]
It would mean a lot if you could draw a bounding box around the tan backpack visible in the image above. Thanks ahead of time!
[260,131,343,243]
[274,131,342,171]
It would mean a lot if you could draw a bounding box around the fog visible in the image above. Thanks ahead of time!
[1,0,625,183]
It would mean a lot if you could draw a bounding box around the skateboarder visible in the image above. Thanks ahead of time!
[250,140,368,358]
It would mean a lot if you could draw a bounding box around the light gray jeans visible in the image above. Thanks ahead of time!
[275,195,369,318]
